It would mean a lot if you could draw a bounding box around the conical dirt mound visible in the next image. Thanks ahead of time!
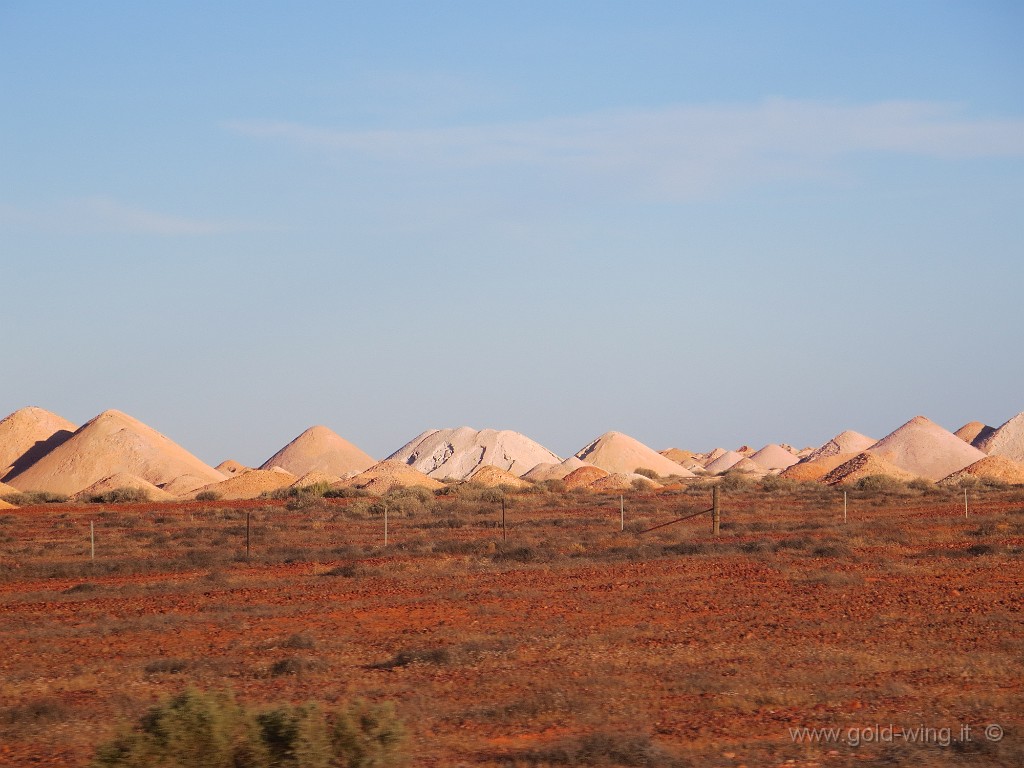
[388,427,560,480]
[589,472,660,491]
[193,468,297,500]
[6,409,225,495]
[161,474,211,498]
[574,432,694,478]
[0,406,77,482]
[72,473,174,502]
[260,425,375,478]
[823,452,919,486]
[522,457,590,483]
[955,421,995,446]
[973,413,1024,462]
[216,459,250,475]
[802,431,876,463]
[704,450,745,474]
[866,416,986,481]
[469,465,529,489]
[343,460,445,495]
[748,444,799,471]
[562,466,610,490]
[781,452,859,482]
[939,455,1024,486]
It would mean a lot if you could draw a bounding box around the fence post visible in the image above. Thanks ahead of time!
[712,486,720,536]
[90,520,95,562]
[620,495,624,531]
[246,512,251,560]
[501,496,507,541]
[964,488,968,518]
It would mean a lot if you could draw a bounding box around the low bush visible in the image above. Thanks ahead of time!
[633,468,659,480]
[89,487,150,504]
[92,687,407,767]
[194,490,221,501]
[2,491,69,505]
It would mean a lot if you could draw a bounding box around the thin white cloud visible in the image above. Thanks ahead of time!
[227,99,1024,201]
[0,196,250,236]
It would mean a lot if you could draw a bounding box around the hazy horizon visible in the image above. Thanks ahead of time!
[3,2,1022,467]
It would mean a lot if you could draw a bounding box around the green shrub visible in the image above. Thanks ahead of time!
[92,688,407,768]
[633,467,659,480]
[195,490,221,501]
[2,491,69,505]
[89,487,150,504]
[854,475,910,494]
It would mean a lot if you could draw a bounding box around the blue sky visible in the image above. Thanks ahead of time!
[2,2,1022,465]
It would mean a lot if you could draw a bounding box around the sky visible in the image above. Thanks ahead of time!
[2,1,1023,466]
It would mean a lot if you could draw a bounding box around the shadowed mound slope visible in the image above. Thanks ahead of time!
[574,432,695,478]
[0,407,77,482]
[72,473,174,502]
[260,426,375,478]
[822,452,919,486]
[6,410,224,495]
[866,416,986,481]
[955,421,996,446]
[939,455,1024,486]
[388,427,560,480]
[973,413,1024,462]
[748,444,799,471]
[343,460,444,495]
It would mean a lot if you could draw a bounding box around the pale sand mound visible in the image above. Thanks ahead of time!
[290,471,343,489]
[940,455,1024,486]
[388,427,560,480]
[795,447,815,459]
[659,448,703,471]
[0,480,20,497]
[781,452,859,482]
[822,452,919,486]
[866,415,986,481]
[704,450,745,474]
[574,432,695,478]
[0,406,77,481]
[6,409,225,495]
[468,465,530,489]
[521,457,590,483]
[562,466,610,490]
[701,448,727,465]
[728,457,767,476]
[216,460,250,475]
[261,425,375,478]
[343,460,445,495]
[161,474,210,498]
[748,444,799,471]
[954,421,995,445]
[803,431,877,463]
[589,472,660,491]
[193,469,297,500]
[973,413,1024,462]
[0,499,16,510]
[72,473,174,502]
